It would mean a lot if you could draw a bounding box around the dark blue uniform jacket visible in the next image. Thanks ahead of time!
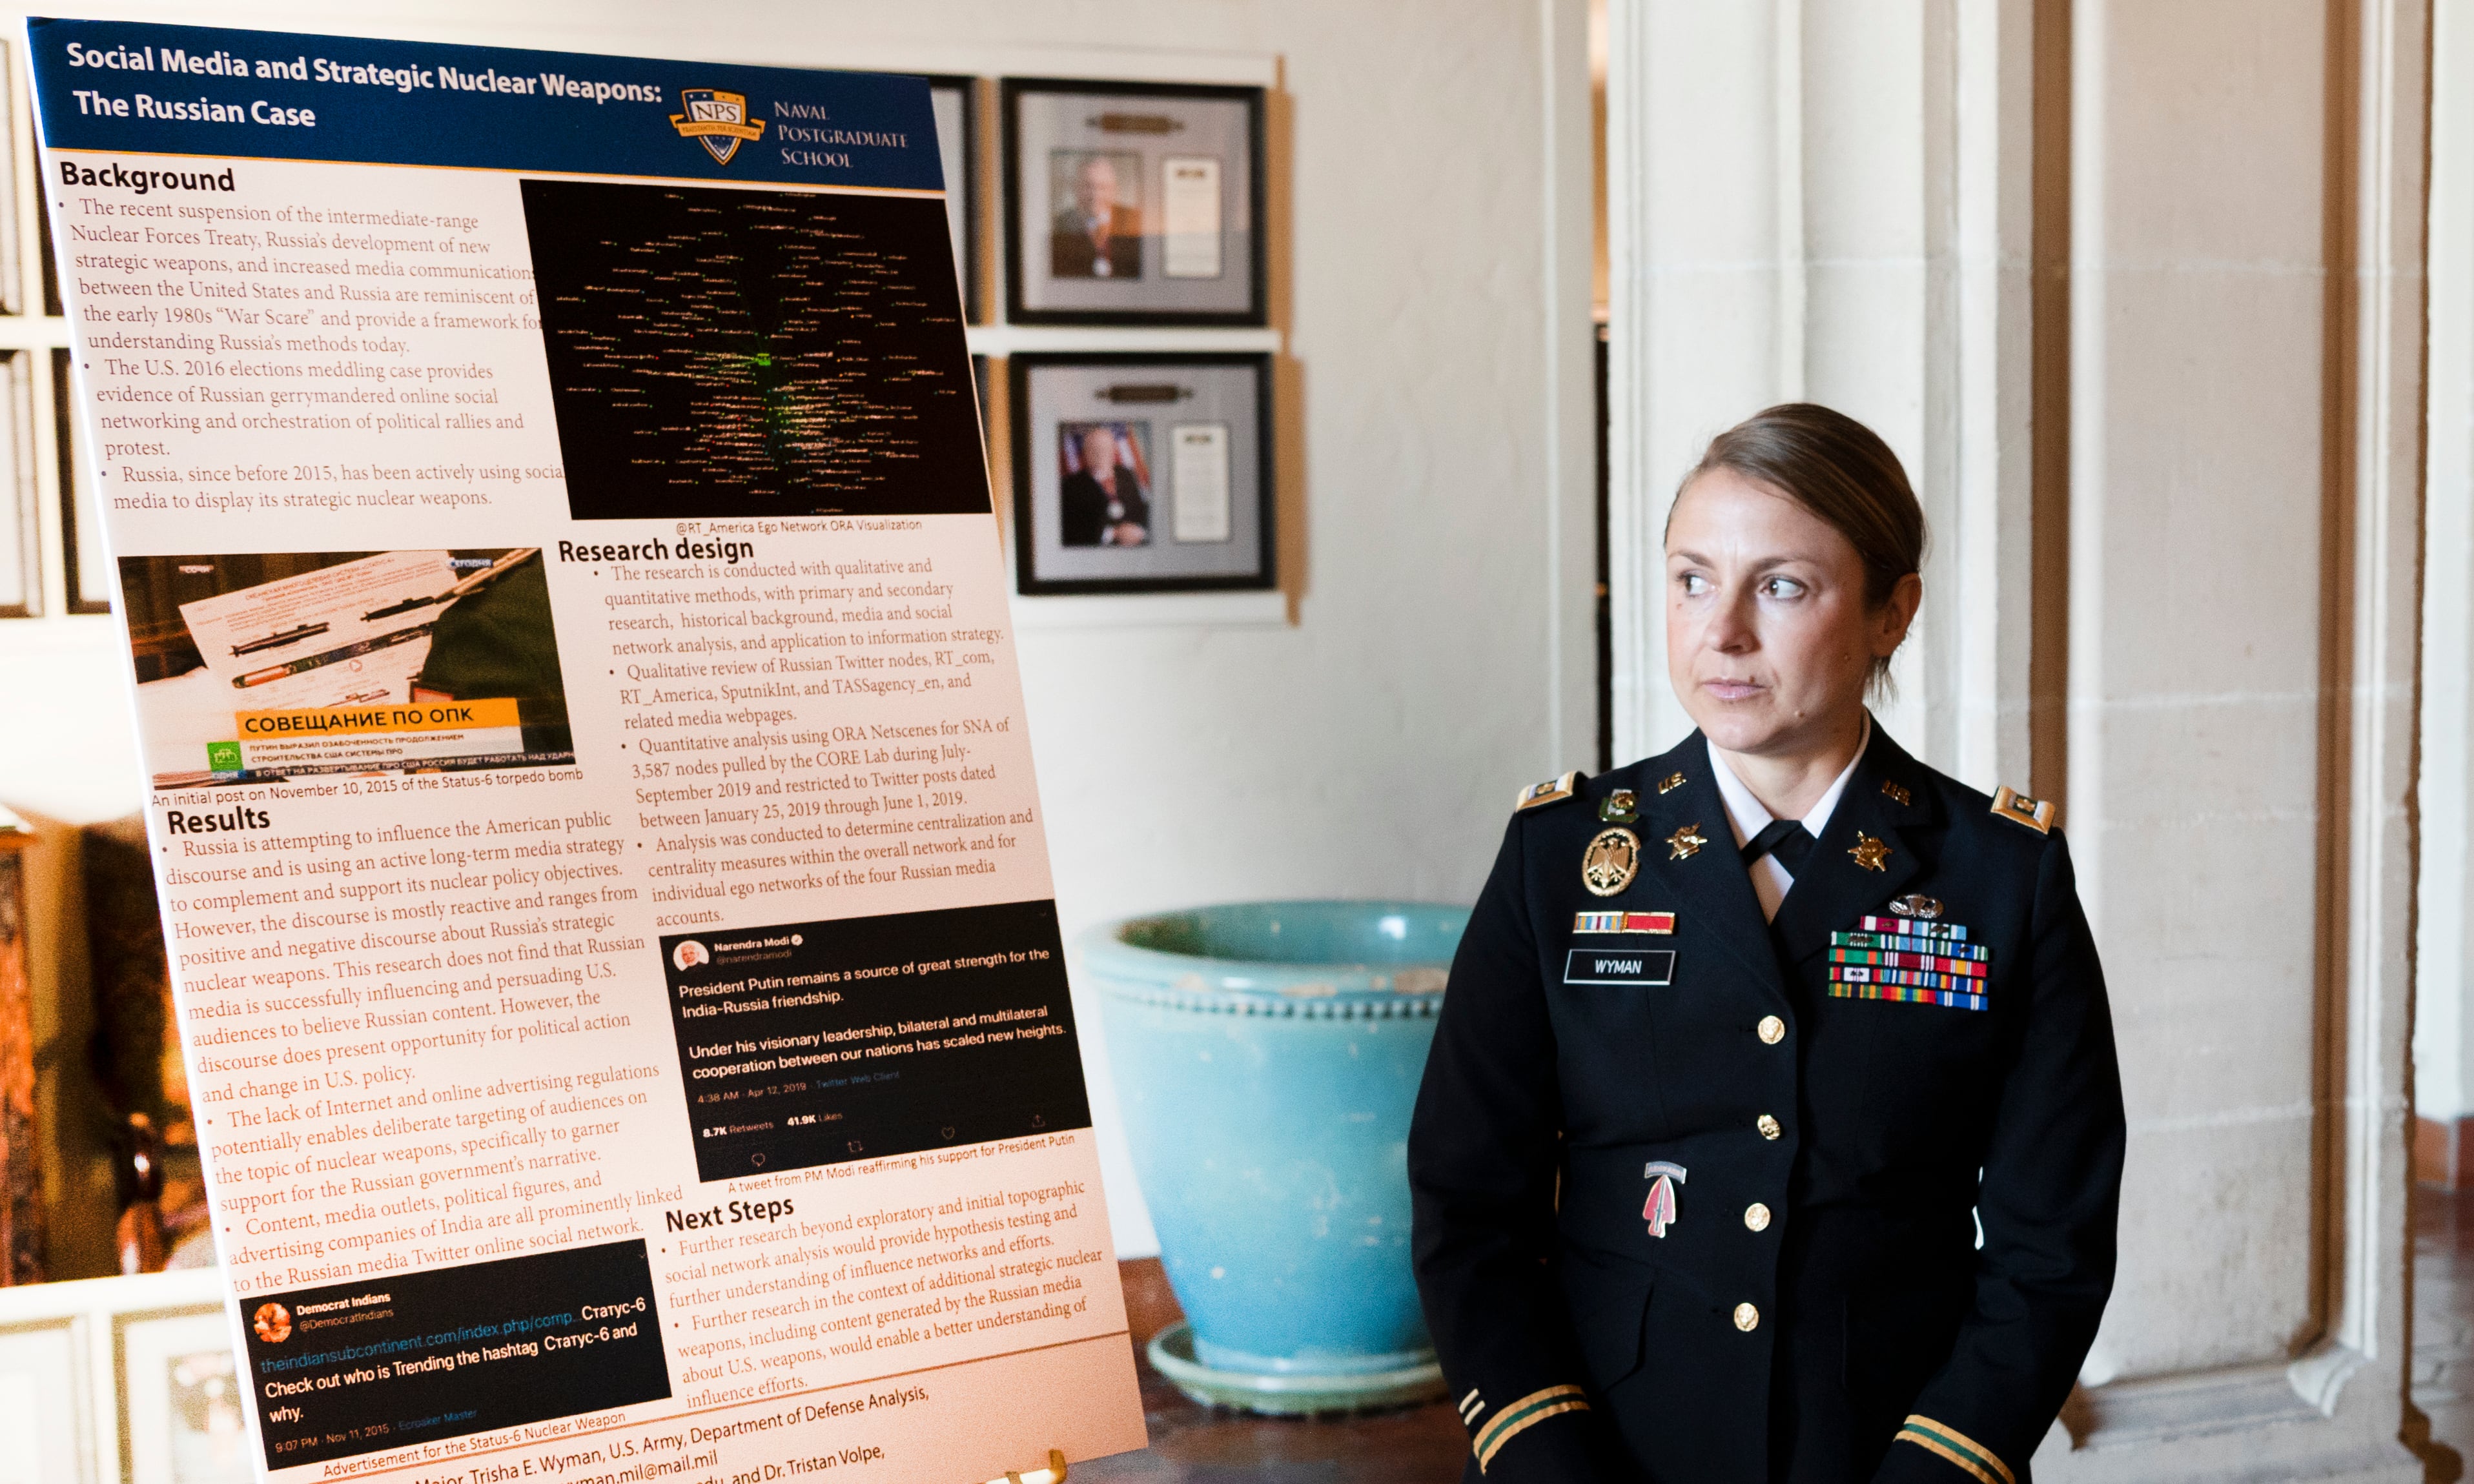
[1408,725,2124,1484]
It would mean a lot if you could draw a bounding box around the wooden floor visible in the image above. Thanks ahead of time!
[1094,1189,2474,1482]
[1081,1259,1469,1484]
[2418,1184,2474,1478]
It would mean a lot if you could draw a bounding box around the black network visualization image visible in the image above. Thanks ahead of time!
[522,179,990,521]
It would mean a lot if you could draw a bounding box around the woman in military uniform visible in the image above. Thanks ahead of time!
[1409,403,2123,1484]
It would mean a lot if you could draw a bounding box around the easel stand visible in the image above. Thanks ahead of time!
[984,1448,1068,1484]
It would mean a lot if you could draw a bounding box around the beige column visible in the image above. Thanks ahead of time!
[1606,0,2428,1476]
[1604,0,2036,788]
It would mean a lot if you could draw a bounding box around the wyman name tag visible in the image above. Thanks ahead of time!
[1564,948,1677,987]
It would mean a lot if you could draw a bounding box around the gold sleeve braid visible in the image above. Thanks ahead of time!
[1894,1416,2014,1484]
[1471,1385,1591,1472]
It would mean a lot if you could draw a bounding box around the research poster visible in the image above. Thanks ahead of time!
[30,19,1146,1483]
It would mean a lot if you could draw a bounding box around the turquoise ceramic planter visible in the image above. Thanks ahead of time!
[1079,900,1466,1413]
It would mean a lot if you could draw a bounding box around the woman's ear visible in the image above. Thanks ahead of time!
[1872,571,1924,658]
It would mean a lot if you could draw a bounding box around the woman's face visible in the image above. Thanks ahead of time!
[1664,468,1919,759]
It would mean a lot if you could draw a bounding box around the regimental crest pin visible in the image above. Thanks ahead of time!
[1642,1161,1686,1237]
[1600,789,1639,824]
[1849,832,1893,873]
[671,88,768,165]
[1582,828,1641,897]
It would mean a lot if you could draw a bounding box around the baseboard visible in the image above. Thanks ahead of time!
[2415,1114,2474,1188]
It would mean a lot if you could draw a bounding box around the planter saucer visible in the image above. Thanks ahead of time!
[1145,1321,1446,1416]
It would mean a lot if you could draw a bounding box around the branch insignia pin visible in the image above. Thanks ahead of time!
[1666,823,1708,862]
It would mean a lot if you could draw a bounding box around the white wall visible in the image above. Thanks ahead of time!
[2420,0,2474,1126]
[0,0,1596,1263]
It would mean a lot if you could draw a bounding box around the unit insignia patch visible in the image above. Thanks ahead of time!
[1642,1161,1686,1237]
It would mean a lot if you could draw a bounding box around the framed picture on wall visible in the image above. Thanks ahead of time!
[1001,79,1265,325]
[119,1305,249,1484]
[926,75,983,323]
[1009,352,1271,593]
[0,1316,87,1484]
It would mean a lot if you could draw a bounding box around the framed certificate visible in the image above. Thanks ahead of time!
[926,75,983,323]
[1001,79,1265,326]
[1010,353,1272,593]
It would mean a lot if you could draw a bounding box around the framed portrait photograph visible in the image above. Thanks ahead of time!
[1010,353,1271,593]
[926,75,983,323]
[0,1316,88,1484]
[119,1305,250,1484]
[1001,79,1265,325]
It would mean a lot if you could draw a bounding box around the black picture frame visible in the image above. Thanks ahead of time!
[1001,78,1267,327]
[925,74,983,323]
[1010,352,1273,594]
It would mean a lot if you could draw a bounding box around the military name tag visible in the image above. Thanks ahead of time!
[1564,948,1676,986]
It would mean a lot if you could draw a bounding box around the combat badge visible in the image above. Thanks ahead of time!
[1848,833,1893,872]
[1582,828,1641,896]
[1991,784,2056,833]
[1642,1161,1686,1237]
[1666,823,1708,862]
[1886,893,1943,919]
[1600,789,1639,824]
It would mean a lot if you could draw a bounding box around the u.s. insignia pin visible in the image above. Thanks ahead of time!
[1849,833,1892,872]
[1582,828,1641,897]
[1642,1161,1686,1237]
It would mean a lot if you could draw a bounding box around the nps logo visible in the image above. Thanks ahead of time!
[670,88,766,165]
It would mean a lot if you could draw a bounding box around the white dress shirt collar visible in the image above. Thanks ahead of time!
[1706,713,1872,922]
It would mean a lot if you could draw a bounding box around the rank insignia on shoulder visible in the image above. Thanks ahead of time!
[1991,784,2056,833]
[1881,779,1912,806]
[1599,789,1639,824]
[1582,828,1641,896]
[1657,771,1687,795]
[1515,771,1582,812]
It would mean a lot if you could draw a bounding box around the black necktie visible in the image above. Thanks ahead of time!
[1741,818,1815,875]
